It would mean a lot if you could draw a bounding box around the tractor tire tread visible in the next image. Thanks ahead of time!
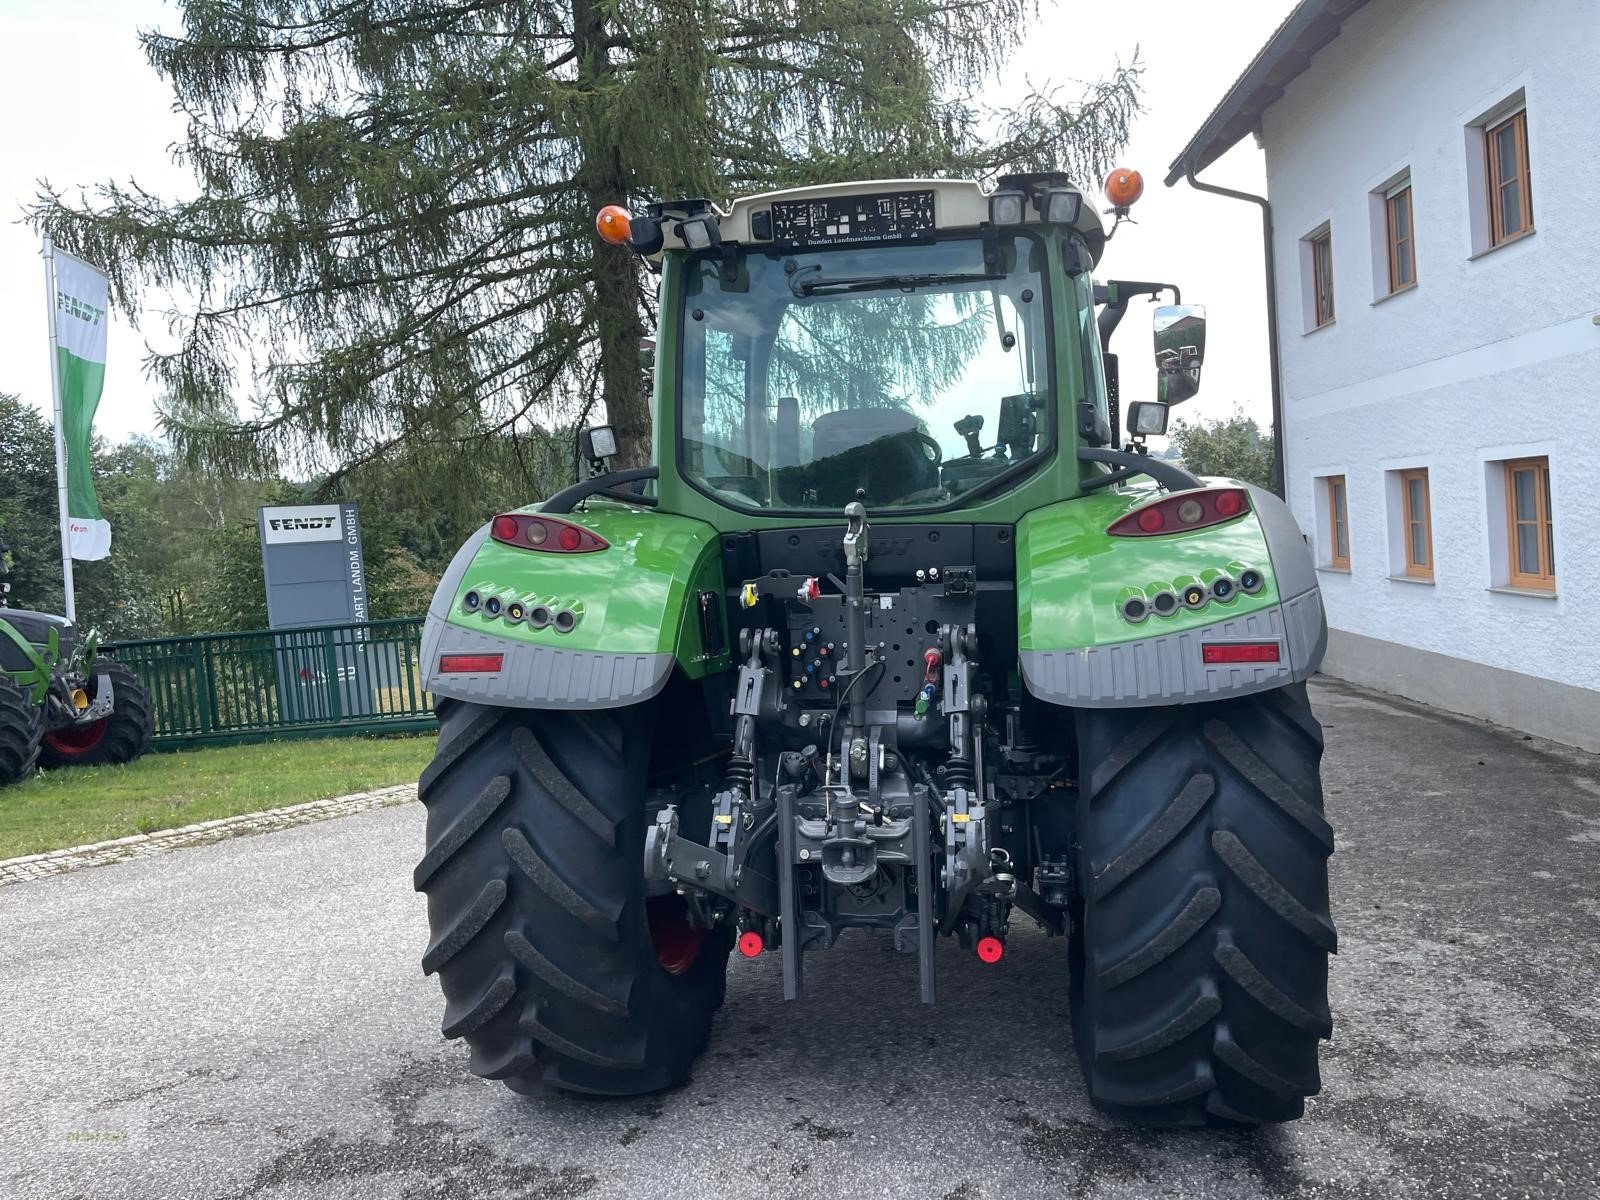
[413,775,510,890]
[1071,682,1335,1126]
[0,675,43,787]
[1099,885,1221,990]
[417,698,730,1097]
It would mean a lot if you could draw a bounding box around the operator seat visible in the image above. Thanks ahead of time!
[777,406,938,507]
[809,407,920,459]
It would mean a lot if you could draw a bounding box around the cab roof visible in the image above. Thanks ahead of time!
[648,177,1109,266]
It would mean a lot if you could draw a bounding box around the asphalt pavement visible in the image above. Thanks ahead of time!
[2,677,1598,1200]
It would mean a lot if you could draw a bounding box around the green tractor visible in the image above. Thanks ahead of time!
[414,172,1335,1125]
[0,538,155,786]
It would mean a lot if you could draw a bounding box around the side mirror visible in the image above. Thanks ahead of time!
[1154,304,1205,404]
[579,424,619,473]
[1126,400,1169,438]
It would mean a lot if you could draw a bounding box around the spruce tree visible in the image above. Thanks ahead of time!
[31,0,1139,511]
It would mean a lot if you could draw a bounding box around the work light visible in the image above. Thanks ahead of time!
[1038,187,1083,224]
[988,189,1026,227]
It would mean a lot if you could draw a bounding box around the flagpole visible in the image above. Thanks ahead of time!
[43,234,77,623]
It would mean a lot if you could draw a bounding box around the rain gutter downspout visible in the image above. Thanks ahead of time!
[1178,166,1287,498]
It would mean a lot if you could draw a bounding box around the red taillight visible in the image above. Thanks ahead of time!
[438,653,504,673]
[490,513,608,553]
[737,931,764,958]
[1108,488,1251,537]
[1201,642,1280,664]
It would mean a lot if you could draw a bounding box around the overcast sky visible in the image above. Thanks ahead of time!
[0,0,1296,446]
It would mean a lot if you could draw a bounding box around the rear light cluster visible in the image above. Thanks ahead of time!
[1108,487,1251,538]
[462,588,582,633]
[490,512,608,553]
[1118,563,1264,624]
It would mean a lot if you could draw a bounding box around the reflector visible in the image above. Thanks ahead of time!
[438,653,504,674]
[1202,643,1280,664]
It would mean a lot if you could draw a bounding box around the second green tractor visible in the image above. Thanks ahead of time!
[413,171,1335,1125]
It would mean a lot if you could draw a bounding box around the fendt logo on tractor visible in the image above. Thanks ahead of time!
[412,169,1335,1127]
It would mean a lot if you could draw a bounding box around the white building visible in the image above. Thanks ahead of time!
[1168,0,1600,750]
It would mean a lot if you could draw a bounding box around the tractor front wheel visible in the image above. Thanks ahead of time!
[1070,683,1336,1125]
[0,674,43,787]
[416,698,732,1096]
[38,658,153,769]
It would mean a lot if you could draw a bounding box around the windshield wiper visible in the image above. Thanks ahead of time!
[791,270,1006,297]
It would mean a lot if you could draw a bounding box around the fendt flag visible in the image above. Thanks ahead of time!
[50,247,112,561]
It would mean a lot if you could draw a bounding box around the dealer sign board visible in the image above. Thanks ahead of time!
[258,502,376,719]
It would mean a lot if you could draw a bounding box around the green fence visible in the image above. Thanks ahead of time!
[103,618,437,748]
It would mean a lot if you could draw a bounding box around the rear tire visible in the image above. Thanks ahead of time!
[416,698,732,1096]
[38,658,154,768]
[1070,683,1335,1125]
[0,674,43,787]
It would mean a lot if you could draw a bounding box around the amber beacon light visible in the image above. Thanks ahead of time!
[595,204,633,245]
[1103,167,1145,212]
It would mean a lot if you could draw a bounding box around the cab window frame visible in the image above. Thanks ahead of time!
[671,227,1066,518]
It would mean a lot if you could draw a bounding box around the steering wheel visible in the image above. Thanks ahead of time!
[910,431,943,466]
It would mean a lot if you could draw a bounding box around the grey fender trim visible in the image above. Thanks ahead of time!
[427,523,492,623]
[1021,589,1326,708]
[421,616,674,709]
[1244,484,1317,602]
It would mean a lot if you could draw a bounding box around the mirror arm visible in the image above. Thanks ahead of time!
[1078,447,1202,493]
[1095,280,1181,356]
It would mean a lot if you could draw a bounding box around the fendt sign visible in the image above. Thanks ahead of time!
[258,502,376,720]
[261,504,343,545]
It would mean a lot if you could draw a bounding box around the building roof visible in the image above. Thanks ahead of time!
[1163,0,1375,186]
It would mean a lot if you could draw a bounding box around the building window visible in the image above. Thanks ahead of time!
[1503,457,1554,590]
[1399,469,1432,578]
[1486,109,1533,247]
[1309,227,1335,327]
[1386,183,1416,293]
[1324,475,1350,568]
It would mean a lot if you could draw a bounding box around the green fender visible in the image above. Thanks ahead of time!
[1015,482,1326,707]
[420,503,731,709]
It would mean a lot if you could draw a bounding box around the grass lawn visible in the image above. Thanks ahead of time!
[0,733,436,859]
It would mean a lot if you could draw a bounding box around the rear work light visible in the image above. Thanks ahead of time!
[438,653,504,674]
[1202,642,1280,664]
[490,513,608,553]
[1108,487,1251,537]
